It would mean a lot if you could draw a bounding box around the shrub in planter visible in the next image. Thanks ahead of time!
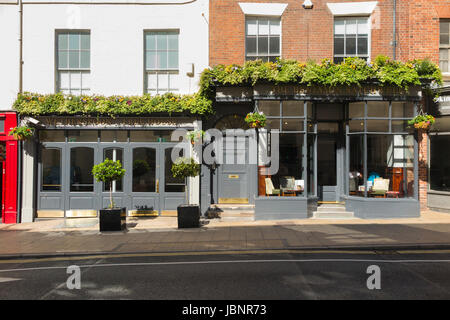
[245,111,266,128]
[8,126,34,141]
[171,157,201,228]
[92,159,127,231]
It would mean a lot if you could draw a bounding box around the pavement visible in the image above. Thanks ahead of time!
[0,209,450,258]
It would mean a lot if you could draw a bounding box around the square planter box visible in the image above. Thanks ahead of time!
[177,205,200,228]
[99,207,127,232]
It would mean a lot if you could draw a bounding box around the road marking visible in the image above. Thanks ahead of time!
[0,249,449,265]
[0,277,22,283]
[0,259,449,274]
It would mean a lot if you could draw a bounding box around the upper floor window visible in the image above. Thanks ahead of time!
[440,20,450,73]
[245,17,281,62]
[334,17,369,64]
[145,31,179,94]
[56,31,90,95]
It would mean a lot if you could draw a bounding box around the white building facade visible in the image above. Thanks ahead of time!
[0,0,209,222]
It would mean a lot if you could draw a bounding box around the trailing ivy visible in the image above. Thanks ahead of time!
[13,92,213,117]
[202,56,442,91]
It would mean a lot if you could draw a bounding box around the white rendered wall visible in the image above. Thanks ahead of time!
[20,0,209,97]
[0,4,20,110]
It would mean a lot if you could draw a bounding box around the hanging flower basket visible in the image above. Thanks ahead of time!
[408,113,435,131]
[186,130,205,145]
[245,111,266,128]
[8,126,34,141]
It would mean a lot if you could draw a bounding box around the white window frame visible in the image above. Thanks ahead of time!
[440,19,450,74]
[144,30,180,95]
[55,30,91,95]
[245,16,282,62]
[333,16,371,64]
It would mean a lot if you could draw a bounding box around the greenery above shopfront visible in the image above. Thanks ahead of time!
[200,56,442,97]
[13,56,442,117]
[13,92,213,117]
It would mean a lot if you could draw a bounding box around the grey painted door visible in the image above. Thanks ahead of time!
[160,144,186,213]
[217,134,253,204]
[317,134,339,202]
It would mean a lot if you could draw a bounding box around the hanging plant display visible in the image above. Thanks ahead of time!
[8,126,34,141]
[408,113,435,130]
[186,130,205,145]
[245,111,266,128]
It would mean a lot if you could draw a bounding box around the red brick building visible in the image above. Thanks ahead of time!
[206,0,450,216]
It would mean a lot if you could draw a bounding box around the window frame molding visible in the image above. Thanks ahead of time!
[245,16,282,63]
[333,16,371,64]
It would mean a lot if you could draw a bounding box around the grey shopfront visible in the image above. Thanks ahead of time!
[29,117,199,220]
[201,84,423,219]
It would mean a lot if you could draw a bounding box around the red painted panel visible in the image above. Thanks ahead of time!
[0,113,18,224]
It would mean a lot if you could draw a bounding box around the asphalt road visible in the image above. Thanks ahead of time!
[0,249,449,300]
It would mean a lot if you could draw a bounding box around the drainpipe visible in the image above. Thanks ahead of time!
[19,0,23,93]
[393,0,397,60]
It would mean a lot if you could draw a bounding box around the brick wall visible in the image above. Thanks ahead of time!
[209,0,449,66]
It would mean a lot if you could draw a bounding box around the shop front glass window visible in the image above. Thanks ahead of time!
[70,147,94,192]
[42,148,61,192]
[132,148,156,192]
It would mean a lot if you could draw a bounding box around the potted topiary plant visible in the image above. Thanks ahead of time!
[171,157,201,228]
[92,159,127,231]
[8,126,34,141]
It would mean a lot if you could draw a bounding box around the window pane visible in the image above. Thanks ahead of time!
[168,51,178,69]
[367,101,389,117]
[283,101,304,117]
[440,21,449,34]
[246,18,257,36]
[266,118,280,130]
[130,131,160,142]
[80,34,90,50]
[269,18,281,35]
[334,19,345,35]
[157,72,169,90]
[349,120,365,132]
[69,51,80,69]
[367,120,389,132]
[392,102,414,118]
[246,37,257,55]
[67,130,98,142]
[132,148,156,192]
[58,51,68,69]
[100,131,127,142]
[357,36,368,55]
[42,148,61,192]
[168,72,180,92]
[157,33,167,50]
[392,120,410,133]
[282,119,304,131]
[157,51,168,69]
[267,133,304,197]
[258,19,269,35]
[357,18,369,35]
[334,36,345,55]
[346,19,357,35]
[39,130,65,142]
[146,33,157,50]
[58,33,68,50]
[258,36,269,55]
[81,72,91,91]
[349,102,365,118]
[165,148,185,192]
[167,33,178,50]
[68,34,80,50]
[349,135,364,196]
[430,135,450,191]
[269,36,280,55]
[146,72,157,91]
[146,51,157,70]
[103,148,123,192]
[70,72,81,90]
[346,36,356,55]
[440,34,449,45]
[318,122,339,133]
[80,51,90,68]
[70,147,94,192]
[259,101,280,116]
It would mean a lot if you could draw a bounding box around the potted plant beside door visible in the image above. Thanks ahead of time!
[171,157,201,228]
[92,159,127,231]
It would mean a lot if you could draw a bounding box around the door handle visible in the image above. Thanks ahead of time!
[156,179,159,193]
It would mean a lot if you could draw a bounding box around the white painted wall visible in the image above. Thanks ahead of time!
[0,4,20,110]
[1,0,209,108]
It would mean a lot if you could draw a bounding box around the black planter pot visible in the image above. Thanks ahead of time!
[99,207,127,232]
[177,204,200,228]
